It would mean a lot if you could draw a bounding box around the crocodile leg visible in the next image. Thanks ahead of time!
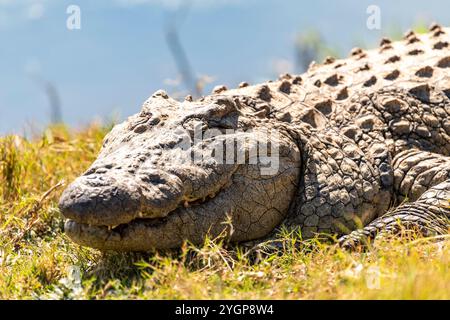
[339,150,450,248]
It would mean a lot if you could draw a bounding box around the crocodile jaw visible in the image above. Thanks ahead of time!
[63,158,301,251]
[59,132,301,251]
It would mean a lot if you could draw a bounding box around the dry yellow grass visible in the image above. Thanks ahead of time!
[0,125,448,299]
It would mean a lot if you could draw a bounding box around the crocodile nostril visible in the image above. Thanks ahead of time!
[84,163,117,176]
[84,168,96,176]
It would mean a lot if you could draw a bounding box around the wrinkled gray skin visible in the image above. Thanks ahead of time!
[60,25,450,251]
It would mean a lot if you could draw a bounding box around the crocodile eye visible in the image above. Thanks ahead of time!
[182,118,208,138]
[208,115,239,130]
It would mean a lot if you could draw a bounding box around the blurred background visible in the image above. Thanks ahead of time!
[0,0,449,135]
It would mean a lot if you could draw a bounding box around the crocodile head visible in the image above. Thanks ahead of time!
[59,91,301,250]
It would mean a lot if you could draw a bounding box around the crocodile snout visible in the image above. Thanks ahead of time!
[59,173,142,226]
[59,167,186,227]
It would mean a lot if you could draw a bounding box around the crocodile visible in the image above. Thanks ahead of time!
[59,24,450,251]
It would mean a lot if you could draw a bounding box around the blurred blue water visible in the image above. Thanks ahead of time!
[0,0,448,134]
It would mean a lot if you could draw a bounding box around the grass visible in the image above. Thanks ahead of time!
[0,124,449,300]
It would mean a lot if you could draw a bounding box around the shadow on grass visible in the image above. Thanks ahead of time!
[82,227,338,295]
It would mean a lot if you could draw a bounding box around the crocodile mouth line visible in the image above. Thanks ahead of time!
[65,184,225,234]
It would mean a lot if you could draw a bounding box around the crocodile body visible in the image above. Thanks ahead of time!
[59,24,450,251]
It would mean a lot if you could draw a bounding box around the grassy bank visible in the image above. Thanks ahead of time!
[0,125,448,299]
